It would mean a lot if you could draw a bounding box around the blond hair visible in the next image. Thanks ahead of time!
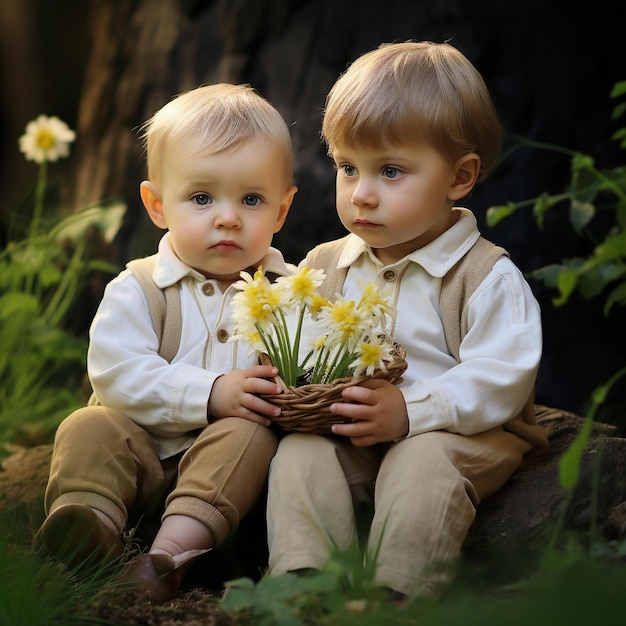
[322,41,502,181]
[141,83,293,184]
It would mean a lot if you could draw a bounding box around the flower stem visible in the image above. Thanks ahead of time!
[43,238,86,326]
[30,160,48,239]
[290,305,306,375]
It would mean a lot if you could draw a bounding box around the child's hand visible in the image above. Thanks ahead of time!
[208,365,282,426]
[329,379,409,446]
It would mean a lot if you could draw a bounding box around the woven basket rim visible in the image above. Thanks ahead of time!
[259,344,407,434]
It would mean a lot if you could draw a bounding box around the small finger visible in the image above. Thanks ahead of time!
[247,365,279,379]
[330,402,361,418]
[331,422,360,437]
[247,396,281,417]
[341,386,373,403]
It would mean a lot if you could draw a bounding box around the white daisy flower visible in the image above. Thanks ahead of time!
[19,115,76,164]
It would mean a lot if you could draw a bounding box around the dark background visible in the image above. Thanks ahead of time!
[1,0,624,422]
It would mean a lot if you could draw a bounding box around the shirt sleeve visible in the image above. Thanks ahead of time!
[87,271,217,438]
[401,258,542,436]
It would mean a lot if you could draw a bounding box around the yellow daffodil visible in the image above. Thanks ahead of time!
[311,336,327,351]
[308,294,330,319]
[357,281,393,329]
[352,336,394,377]
[230,266,397,386]
[276,266,326,309]
[321,298,368,348]
[231,268,282,334]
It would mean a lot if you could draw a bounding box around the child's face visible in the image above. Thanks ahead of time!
[332,142,460,265]
[145,137,295,281]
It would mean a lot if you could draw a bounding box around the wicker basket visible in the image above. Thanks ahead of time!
[259,342,407,435]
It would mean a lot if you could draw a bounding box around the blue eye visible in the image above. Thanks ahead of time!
[192,193,211,205]
[382,166,401,179]
[243,194,261,206]
[342,164,357,177]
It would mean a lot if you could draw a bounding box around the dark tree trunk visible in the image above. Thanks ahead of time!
[65,0,626,417]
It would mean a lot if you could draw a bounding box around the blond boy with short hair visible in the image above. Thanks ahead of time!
[41,83,297,602]
[267,41,547,601]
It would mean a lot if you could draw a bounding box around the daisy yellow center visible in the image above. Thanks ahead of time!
[35,128,56,151]
[291,274,315,300]
[330,301,361,337]
[309,294,329,316]
[358,342,383,367]
[248,300,274,322]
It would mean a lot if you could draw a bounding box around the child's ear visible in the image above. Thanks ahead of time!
[140,181,167,229]
[448,153,481,201]
[274,185,298,233]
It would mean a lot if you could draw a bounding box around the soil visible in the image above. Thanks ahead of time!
[88,586,238,626]
[82,523,266,625]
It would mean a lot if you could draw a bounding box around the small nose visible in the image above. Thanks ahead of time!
[351,178,378,208]
[215,203,241,228]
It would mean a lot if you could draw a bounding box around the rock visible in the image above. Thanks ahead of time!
[2,406,625,577]
[464,406,626,576]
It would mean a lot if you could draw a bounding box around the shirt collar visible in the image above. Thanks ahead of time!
[152,232,292,288]
[336,208,480,278]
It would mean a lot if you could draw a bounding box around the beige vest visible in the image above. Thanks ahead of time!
[304,235,547,451]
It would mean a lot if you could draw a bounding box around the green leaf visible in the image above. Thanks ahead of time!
[532,193,560,228]
[486,202,517,227]
[530,264,563,289]
[571,153,595,172]
[51,201,126,244]
[594,230,626,262]
[554,267,580,306]
[604,280,626,314]
[559,417,593,492]
[37,263,64,289]
[0,292,40,318]
[532,259,585,305]
[577,263,616,300]
[617,202,626,229]
[223,572,337,626]
[611,126,626,148]
[591,383,609,407]
[610,80,626,98]
[84,259,120,274]
[569,200,595,234]
[611,102,626,121]
[561,370,626,493]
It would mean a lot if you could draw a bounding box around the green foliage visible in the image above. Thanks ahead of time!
[487,80,626,315]
[486,82,626,576]
[0,201,125,455]
[559,366,626,493]
[220,536,626,625]
[0,515,114,626]
[223,545,408,626]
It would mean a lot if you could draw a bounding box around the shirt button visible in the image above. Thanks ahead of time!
[202,282,215,296]
[383,270,397,282]
[217,329,229,343]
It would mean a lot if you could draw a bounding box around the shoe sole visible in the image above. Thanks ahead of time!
[40,504,124,572]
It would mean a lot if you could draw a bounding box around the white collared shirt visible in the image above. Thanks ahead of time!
[327,208,542,437]
[88,233,292,458]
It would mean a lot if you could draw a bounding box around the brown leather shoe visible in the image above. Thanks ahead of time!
[39,503,124,572]
[119,553,181,603]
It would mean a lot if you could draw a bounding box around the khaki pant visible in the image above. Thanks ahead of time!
[267,427,531,596]
[45,406,277,546]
